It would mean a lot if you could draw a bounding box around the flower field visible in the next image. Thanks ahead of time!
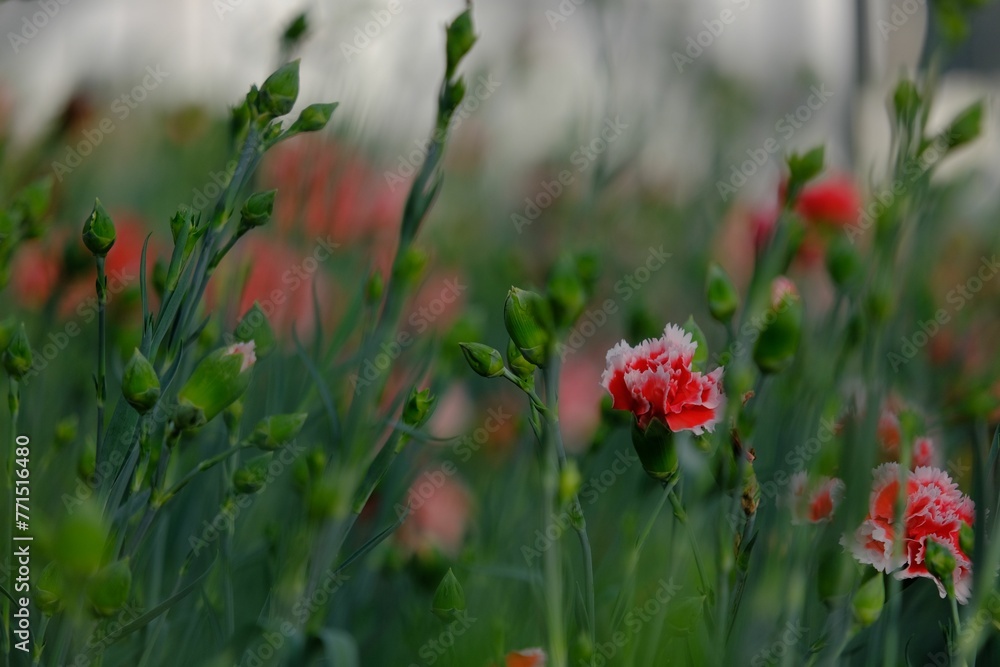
[1,2,1000,666]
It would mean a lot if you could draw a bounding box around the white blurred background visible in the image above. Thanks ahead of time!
[0,0,998,205]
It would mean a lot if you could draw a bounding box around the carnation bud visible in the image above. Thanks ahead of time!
[504,287,554,367]
[235,302,277,358]
[233,457,269,494]
[288,102,338,134]
[403,388,436,428]
[2,323,33,379]
[506,339,536,383]
[122,348,161,414]
[942,100,983,152]
[924,538,957,595]
[559,460,583,507]
[445,10,477,80]
[892,79,921,129]
[631,418,678,483]
[54,415,78,449]
[177,341,257,427]
[682,316,708,370]
[55,503,107,577]
[459,342,505,378]
[851,572,885,627]
[81,198,116,256]
[393,247,427,287]
[257,60,300,118]
[753,277,802,375]
[825,235,862,288]
[431,568,467,622]
[248,413,308,450]
[706,262,739,323]
[365,271,384,304]
[36,563,65,616]
[77,443,96,481]
[785,145,825,203]
[86,559,132,617]
[239,190,277,233]
[959,522,974,557]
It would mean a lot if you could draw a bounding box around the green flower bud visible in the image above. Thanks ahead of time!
[239,190,277,233]
[235,302,277,358]
[288,102,338,134]
[257,60,300,118]
[233,457,269,494]
[459,342,505,378]
[706,262,739,323]
[943,100,983,152]
[0,315,16,352]
[404,388,437,428]
[504,287,554,367]
[122,348,160,414]
[785,145,825,203]
[365,271,384,304]
[753,278,802,375]
[892,78,921,129]
[282,12,309,49]
[431,568,467,622]
[2,323,32,378]
[86,560,132,617]
[852,572,885,627]
[177,341,257,427]
[82,199,116,256]
[505,338,536,383]
[77,442,96,480]
[445,10,477,80]
[55,503,107,577]
[248,413,308,450]
[959,522,974,557]
[36,563,65,616]
[825,235,862,288]
[924,538,957,596]
[559,459,582,506]
[54,415,78,449]
[393,247,427,286]
[682,316,708,370]
[631,418,678,483]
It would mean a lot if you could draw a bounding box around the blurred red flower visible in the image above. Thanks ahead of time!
[789,472,845,524]
[794,176,861,227]
[397,474,471,559]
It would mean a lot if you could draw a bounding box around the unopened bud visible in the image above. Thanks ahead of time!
[122,348,161,414]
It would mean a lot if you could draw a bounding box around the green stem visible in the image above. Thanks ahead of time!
[96,256,107,463]
[668,489,710,596]
[156,444,256,507]
[2,377,20,655]
[124,429,178,558]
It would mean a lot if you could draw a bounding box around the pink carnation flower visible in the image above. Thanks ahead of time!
[842,463,975,603]
[601,324,724,434]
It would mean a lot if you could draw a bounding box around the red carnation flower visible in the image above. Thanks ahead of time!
[794,176,861,227]
[601,324,725,434]
[842,463,975,603]
[789,472,845,524]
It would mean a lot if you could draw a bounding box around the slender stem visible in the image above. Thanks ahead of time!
[156,444,256,507]
[637,479,676,555]
[2,377,20,654]
[668,489,710,596]
[96,256,107,463]
[124,429,178,558]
